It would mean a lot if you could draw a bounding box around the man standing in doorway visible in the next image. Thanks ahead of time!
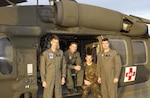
[97,38,121,98]
[40,35,66,98]
[64,42,83,93]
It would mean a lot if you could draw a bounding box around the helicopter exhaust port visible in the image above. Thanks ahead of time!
[121,16,148,36]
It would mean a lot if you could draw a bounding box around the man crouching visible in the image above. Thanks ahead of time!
[82,53,101,98]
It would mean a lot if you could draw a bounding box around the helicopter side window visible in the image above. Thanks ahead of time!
[0,37,13,75]
[131,40,146,65]
[109,39,127,65]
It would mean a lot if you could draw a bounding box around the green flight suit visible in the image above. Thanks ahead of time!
[82,62,101,98]
[40,49,66,98]
[97,49,121,98]
[64,50,84,89]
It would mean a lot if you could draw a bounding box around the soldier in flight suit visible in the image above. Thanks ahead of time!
[82,53,101,98]
[64,42,84,93]
[40,35,66,98]
[97,38,121,98]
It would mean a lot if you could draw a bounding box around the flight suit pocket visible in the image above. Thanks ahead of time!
[46,58,53,67]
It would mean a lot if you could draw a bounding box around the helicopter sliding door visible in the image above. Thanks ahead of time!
[101,35,150,98]
[101,35,149,84]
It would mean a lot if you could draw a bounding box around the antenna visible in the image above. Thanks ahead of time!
[37,0,39,5]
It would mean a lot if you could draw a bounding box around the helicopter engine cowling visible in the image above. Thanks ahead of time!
[55,0,147,36]
[56,0,123,32]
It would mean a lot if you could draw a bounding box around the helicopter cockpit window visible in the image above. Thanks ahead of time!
[131,40,146,65]
[0,37,13,75]
[109,39,126,65]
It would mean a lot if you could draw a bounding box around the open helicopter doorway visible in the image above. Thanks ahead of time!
[38,34,100,97]
[40,34,99,62]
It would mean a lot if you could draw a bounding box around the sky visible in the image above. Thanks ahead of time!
[19,0,150,19]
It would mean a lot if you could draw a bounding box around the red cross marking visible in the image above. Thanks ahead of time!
[125,68,136,80]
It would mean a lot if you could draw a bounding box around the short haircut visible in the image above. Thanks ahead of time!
[70,42,78,46]
[102,38,109,42]
[86,52,93,56]
[51,35,59,41]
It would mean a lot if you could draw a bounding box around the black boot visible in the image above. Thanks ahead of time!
[76,86,82,93]
[68,89,74,94]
